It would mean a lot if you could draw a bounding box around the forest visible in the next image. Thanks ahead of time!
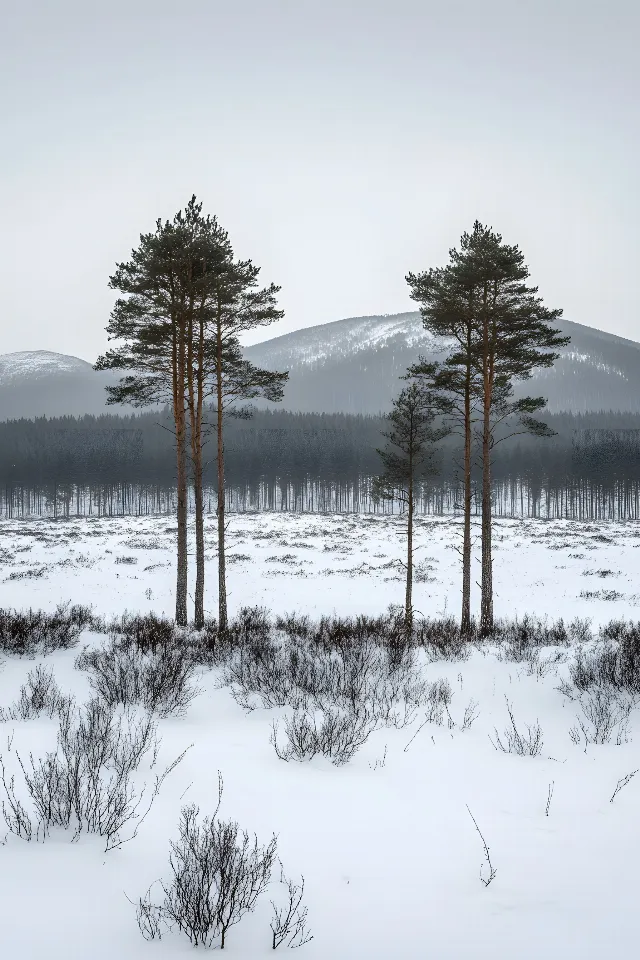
[0,406,638,521]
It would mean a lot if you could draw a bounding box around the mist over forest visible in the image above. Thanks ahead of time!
[1,406,639,521]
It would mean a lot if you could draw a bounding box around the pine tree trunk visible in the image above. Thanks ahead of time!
[461,371,472,635]
[175,377,188,627]
[479,290,493,638]
[192,313,206,631]
[480,402,493,636]
[193,442,205,629]
[216,325,228,634]
[405,478,413,635]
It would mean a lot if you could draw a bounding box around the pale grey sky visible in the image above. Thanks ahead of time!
[1,0,638,361]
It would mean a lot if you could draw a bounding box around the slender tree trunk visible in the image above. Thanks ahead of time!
[216,318,228,633]
[174,334,188,627]
[192,309,206,630]
[461,365,472,635]
[479,284,493,637]
[405,477,413,635]
[193,424,205,628]
[480,390,493,635]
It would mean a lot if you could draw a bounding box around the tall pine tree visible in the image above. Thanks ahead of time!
[95,201,208,624]
[408,223,568,634]
[453,222,568,635]
[406,262,484,634]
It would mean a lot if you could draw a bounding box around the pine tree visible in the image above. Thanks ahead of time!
[179,201,235,629]
[372,379,448,633]
[96,198,286,631]
[406,262,484,634]
[454,221,569,635]
[95,202,207,625]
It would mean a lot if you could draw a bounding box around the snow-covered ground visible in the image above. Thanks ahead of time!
[1,512,639,624]
[0,513,639,959]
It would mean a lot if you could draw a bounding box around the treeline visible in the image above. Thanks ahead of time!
[0,407,639,520]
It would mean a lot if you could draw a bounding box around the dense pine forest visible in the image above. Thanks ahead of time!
[0,407,639,520]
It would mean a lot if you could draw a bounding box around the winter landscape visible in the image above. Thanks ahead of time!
[1,512,640,958]
[3,3,639,959]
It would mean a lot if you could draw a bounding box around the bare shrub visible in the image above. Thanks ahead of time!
[270,863,313,950]
[111,612,176,654]
[466,805,497,887]
[460,699,481,731]
[497,614,571,651]
[271,706,377,766]
[200,606,275,665]
[569,687,632,747]
[503,643,567,678]
[423,678,453,724]
[139,774,277,950]
[225,627,428,730]
[0,603,95,656]
[568,618,594,644]
[129,883,165,941]
[610,769,639,803]
[490,698,544,757]
[569,623,640,695]
[0,697,185,850]
[2,664,72,721]
[75,637,198,718]
[419,617,473,661]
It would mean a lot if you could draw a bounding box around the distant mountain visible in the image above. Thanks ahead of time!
[245,313,640,414]
[0,351,127,421]
[2,313,639,421]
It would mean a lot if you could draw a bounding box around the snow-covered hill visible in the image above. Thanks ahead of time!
[0,350,125,421]
[2,313,640,420]
[245,313,640,414]
[0,351,95,383]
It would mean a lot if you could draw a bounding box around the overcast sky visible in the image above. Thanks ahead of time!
[1,0,638,361]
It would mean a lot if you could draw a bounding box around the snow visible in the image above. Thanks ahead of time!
[1,512,638,624]
[0,350,92,383]
[1,513,640,958]
[245,313,439,368]
[563,350,629,379]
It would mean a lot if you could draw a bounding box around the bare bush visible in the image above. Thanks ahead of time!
[466,806,497,886]
[419,617,473,661]
[569,687,632,747]
[569,622,640,695]
[423,678,453,724]
[271,706,377,766]
[129,883,165,941]
[139,774,277,950]
[490,698,544,757]
[610,769,638,803]
[75,637,199,717]
[226,624,433,730]
[1,664,72,721]
[0,697,184,850]
[270,863,313,950]
[110,612,176,654]
[460,699,481,731]
[497,615,572,653]
[0,603,95,656]
[503,643,567,678]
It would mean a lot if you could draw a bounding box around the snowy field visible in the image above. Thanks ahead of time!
[1,512,639,624]
[0,513,639,959]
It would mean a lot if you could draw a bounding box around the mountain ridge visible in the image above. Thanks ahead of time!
[244,312,640,415]
[1,313,639,419]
